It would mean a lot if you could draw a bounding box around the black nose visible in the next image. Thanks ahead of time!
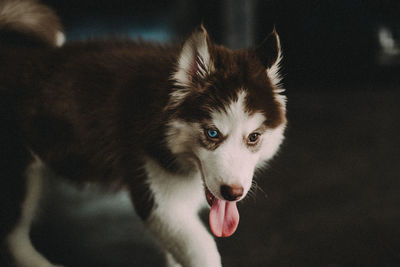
[220,184,244,201]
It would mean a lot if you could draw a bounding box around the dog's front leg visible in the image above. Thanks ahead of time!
[134,159,222,267]
[146,201,221,267]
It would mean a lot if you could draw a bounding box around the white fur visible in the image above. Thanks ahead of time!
[265,32,287,108]
[145,158,221,267]
[209,91,265,136]
[166,90,286,202]
[162,90,285,266]
[266,31,283,89]
[165,252,182,267]
[55,31,65,47]
[7,156,63,267]
[165,120,202,155]
[169,29,215,109]
[203,91,262,196]
[258,123,286,165]
[174,29,214,85]
[197,90,282,199]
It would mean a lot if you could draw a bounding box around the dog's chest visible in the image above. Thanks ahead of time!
[143,158,206,213]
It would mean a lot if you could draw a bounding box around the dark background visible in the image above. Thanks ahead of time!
[31,0,400,266]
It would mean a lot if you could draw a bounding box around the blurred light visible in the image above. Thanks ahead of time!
[377,26,400,65]
[378,26,400,56]
[65,17,172,43]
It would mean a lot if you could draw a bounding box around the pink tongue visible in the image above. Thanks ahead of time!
[209,199,239,237]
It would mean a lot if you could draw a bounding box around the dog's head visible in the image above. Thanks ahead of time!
[166,26,287,236]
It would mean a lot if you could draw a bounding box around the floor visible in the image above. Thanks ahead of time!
[31,86,400,267]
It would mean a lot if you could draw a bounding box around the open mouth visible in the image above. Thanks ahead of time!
[204,185,240,238]
[205,186,216,207]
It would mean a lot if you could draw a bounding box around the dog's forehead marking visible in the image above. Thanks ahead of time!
[211,90,265,136]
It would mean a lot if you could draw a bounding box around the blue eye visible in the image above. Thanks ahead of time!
[207,129,219,139]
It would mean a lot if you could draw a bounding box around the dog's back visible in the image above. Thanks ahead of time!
[0,4,178,185]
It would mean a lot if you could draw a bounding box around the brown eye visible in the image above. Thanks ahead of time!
[247,133,260,145]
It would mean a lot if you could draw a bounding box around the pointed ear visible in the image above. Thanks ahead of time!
[254,28,281,69]
[254,29,283,87]
[174,25,215,86]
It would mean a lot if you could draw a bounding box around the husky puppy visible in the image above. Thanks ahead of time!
[0,0,287,266]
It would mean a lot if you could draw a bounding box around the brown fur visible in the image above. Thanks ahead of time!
[0,26,284,217]
[171,41,285,128]
[0,1,285,265]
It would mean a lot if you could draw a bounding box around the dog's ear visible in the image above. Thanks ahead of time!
[254,28,283,87]
[174,25,215,86]
[254,28,281,69]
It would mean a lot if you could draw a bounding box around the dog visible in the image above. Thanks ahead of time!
[0,1,287,266]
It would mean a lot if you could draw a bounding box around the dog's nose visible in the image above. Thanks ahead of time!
[220,184,244,201]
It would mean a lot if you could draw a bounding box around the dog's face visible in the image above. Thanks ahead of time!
[166,26,287,204]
